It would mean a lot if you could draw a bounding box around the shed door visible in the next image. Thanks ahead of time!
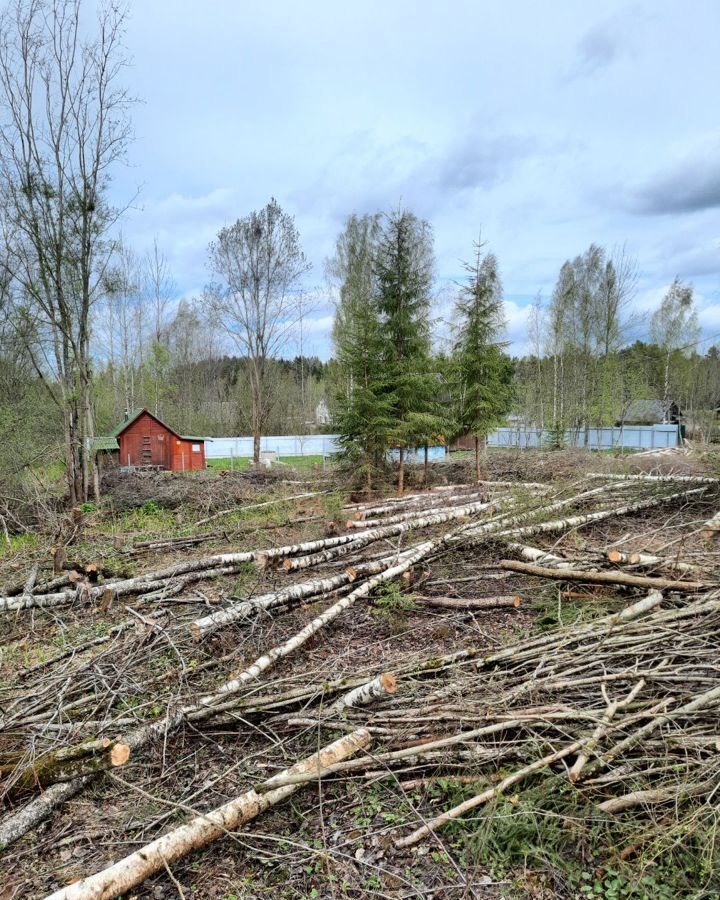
[155,433,167,468]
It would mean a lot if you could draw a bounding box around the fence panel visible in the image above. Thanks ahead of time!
[486,425,679,451]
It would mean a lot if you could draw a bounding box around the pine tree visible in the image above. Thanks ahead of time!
[375,208,442,493]
[453,242,513,481]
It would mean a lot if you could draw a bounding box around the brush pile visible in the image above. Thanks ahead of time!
[1,469,718,896]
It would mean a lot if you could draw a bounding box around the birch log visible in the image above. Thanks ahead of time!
[326,673,397,716]
[42,729,370,900]
[586,472,718,484]
[416,595,521,610]
[462,486,710,546]
[497,559,706,592]
[607,549,700,575]
[190,553,399,638]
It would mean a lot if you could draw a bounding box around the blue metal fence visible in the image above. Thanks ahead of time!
[204,424,680,459]
[487,425,680,450]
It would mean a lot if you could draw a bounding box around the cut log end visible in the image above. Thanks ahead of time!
[346,566,357,582]
[379,673,397,694]
[282,558,294,571]
[109,743,130,767]
[189,622,202,642]
[607,549,623,563]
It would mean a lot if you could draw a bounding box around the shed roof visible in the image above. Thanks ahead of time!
[109,407,146,437]
[105,408,207,443]
[93,435,119,452]
[622,399,666,423]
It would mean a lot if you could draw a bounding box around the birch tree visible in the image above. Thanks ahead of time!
[0,0,133,503]
[651,278,699,420]
[207,199,310,464]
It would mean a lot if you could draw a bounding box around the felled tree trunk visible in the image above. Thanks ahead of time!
[43,729,370,900]
[497,559,705,592]
[1,738,129,800]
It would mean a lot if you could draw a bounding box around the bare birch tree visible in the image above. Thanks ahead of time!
[206,198,310,464]
[0,0,133,503]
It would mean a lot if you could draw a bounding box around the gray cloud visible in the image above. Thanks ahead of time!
[568,21,624,79]
[629,150,720,215]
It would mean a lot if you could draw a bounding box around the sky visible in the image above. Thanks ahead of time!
[113,0,720,359]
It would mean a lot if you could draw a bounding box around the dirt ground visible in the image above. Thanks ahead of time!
[0,448,717,899]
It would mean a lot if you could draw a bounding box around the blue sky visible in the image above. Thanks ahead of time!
[114,0,720,359]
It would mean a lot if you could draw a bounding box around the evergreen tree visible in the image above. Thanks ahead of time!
[329,214,393,493]
[453,242,513,481]
[375,208,442,493]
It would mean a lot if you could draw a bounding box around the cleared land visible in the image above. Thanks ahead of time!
[1,448,718,899]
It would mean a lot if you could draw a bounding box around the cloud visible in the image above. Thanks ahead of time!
[292,126,537,225]
[628,143,720,214]
[567,20,624,79]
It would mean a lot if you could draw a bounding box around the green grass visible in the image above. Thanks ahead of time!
[206,454,330,473]
[0,531,40,559]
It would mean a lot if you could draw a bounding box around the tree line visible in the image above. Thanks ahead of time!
[0,0,716,513]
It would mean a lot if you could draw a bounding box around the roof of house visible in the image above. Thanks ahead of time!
[94,408,207,453]
[109,407,146,437]
[621,399,682,423]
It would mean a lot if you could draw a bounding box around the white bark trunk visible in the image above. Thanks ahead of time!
[42,729,370,900]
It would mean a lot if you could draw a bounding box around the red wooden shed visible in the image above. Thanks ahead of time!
[100,408,207,472]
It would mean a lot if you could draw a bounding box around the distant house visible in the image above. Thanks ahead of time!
[94,408,207,472]
[315,398,330,426]
[618,399,682,426]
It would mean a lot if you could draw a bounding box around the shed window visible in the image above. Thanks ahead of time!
[192,444,200,452]
[157,434,164,441]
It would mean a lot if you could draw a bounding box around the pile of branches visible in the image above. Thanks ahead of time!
[1,471,718,896]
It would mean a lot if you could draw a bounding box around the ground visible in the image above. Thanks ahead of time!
[0,448,718,899]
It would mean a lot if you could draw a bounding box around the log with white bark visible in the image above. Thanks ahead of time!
[345,497,498,529]
[189,553,399,639]
[586,472,718,484]
[702,510,720,538]
[497,559,707,592]
[0,539,441,848]
[325,673,397,716]
[460,485,711,547]
[503,542,582,569]
[1,738,130,800]
[416,595,522,610]
[42,729,370,900]
[350,489,491,521]
[280,496,513,573]
[607,549,700,575]
[192,540,438,709]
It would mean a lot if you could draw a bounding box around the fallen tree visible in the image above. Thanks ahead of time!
[42,728,370,900]
[497,558,707,592]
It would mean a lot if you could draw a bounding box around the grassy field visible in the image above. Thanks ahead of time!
[206,454,329,473]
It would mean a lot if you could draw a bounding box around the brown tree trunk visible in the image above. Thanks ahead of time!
[63,408,77,506]
[475,436,481,483]
[398,447,405,495]
[423,445,429,485]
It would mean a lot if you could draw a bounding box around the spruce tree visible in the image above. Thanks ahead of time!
[375,208,442,493]
[453,242,513,482]
[329,214,393,493]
